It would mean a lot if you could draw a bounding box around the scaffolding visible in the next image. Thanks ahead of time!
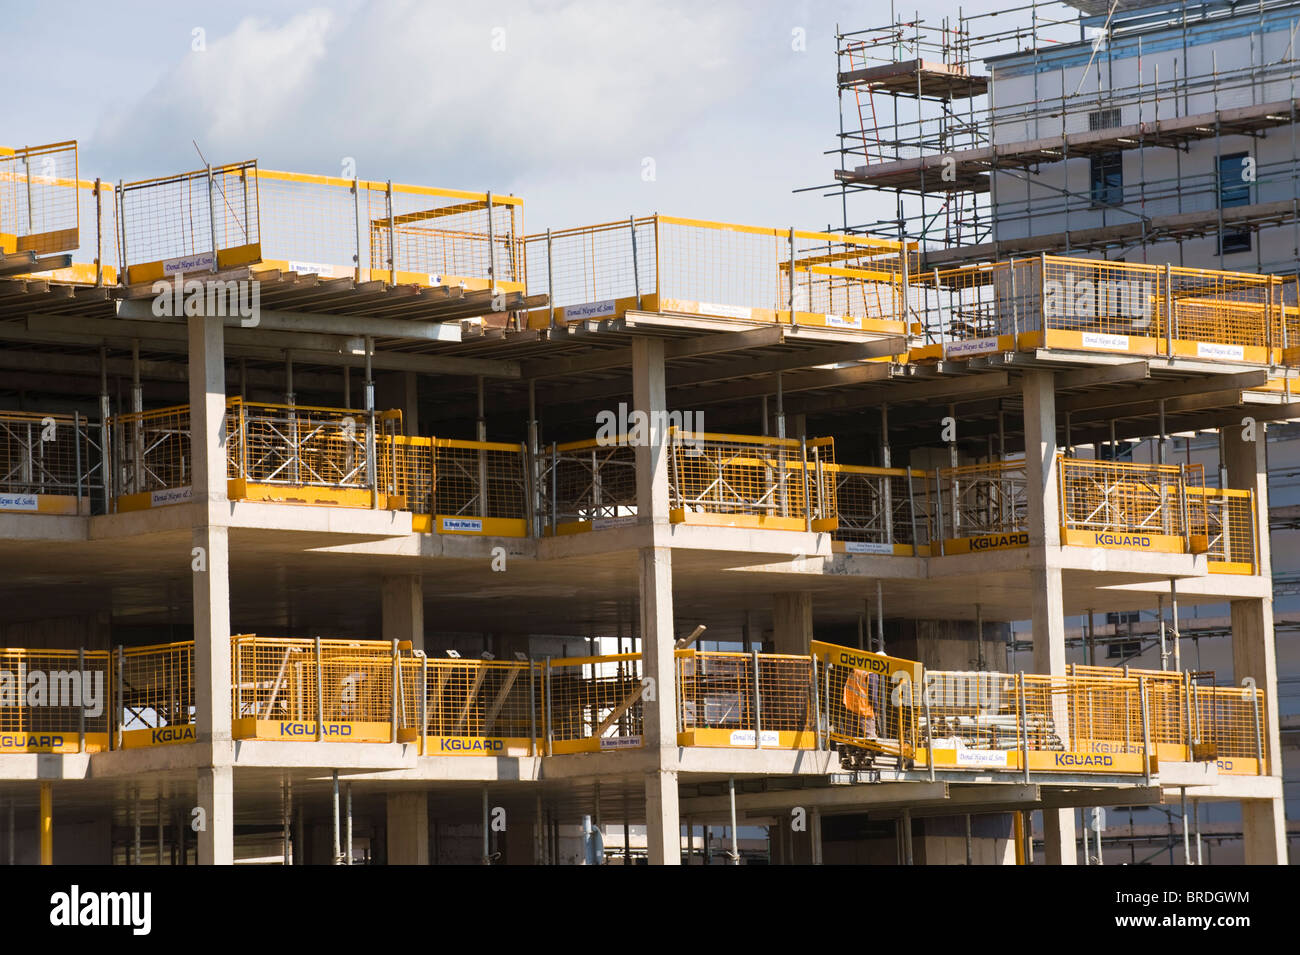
[823,0,1300,275]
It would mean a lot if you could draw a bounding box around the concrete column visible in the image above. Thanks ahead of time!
[188,312,233,866]
[632,336,679,865]
[381,575,424,651]
[772,592,813,654]
[1223,422,1288,864]
[1022,370,1060,550]
[640,546,680,865]
[632,338,669,522]
[1021,370,1075,864]
[197,767,233,866]
[386,792,429,865]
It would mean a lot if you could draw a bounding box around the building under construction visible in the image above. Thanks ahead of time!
[0,82,1291,863]
[827,0,1300,863]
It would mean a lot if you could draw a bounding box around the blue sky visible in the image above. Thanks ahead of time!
[2,0,1004,234]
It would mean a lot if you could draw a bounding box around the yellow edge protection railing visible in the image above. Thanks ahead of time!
[678,648,823,750]
[118,160,524,290]
[667,430,837,530]
[1058,456,1207,548]
[916,254,1296,362]
[0,410,107,508]
[822,463,934,553]
[1185,486,1258,572]
[0,140,80,257]
[0,638,1271,773]
[807,641,1268,775]
[0,646,110,753]
[524,213,916,329]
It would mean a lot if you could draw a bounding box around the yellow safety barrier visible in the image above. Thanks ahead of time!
[253,169,525,290]
[381,434,531,535]
[1186,486,1258,574]
[913,254,1292,365]
[118,161,525,289]
[525,214,915,332]
[231,635,401,742]
[668,431,837,532]
[929,456,1258,567]
[114,641,196,749]
[0,647,110,753]
[0,411,104,514]
[0,637,1270,775]
[828,463,933,555]
[677,649,818,749]
[1059,457,1208,554]
[228,398,404,508]
[539,437,638,535]
[398,655,540,756]
[935,459,1029,554]
[545,653,644,754]
[811,641,921,763]
[0,140,80,257]
[109,404,194,509]
[118,160,261,284]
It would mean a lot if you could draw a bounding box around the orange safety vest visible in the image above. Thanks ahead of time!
[842,669,876,720]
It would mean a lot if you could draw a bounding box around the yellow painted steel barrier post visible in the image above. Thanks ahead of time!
[40,782,52,865]
[315,636,324,741]
[1012,810,1026,865]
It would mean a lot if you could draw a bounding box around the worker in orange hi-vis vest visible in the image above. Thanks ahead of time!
[843,669,878,739]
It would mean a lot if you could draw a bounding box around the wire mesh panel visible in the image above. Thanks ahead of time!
[228,400,380,489]
[781,230,916,327]
[110,404,192,499]
[677,650,815,747]
[1192,685,1267,774]
[1186,487,1257,571]
[1040,256,1158,338]
[524,217,656,319]
[119,161,260,284]
[916,255,1286,361]
[380,434,434,512]
[922,670,1024,758]
[0,412,103,508]
[541,439,638,532]
[426,439,528,533]
[829,464,931,552]
[1167,266,1281,350]
[667,432,837,530]
[253,170,524,288]
[914,259,1037,346]
[811,641,921,762]
[399,657,539,753]
[658,217,913,326]
[0,141,80,255]
[0,648,110,751]
[231,636,397,741]
[1059,457,1205,544]
[547,654,644,753]
[937,459,1028,545]
[114,642,193,746]
[251,169,363,278]
[375,181,524,289]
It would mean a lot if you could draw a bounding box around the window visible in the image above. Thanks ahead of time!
[1218,151,1252,254]
[1090,151,1123,207]
[1089,107,1122,131]
[1107,640,1142,659]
